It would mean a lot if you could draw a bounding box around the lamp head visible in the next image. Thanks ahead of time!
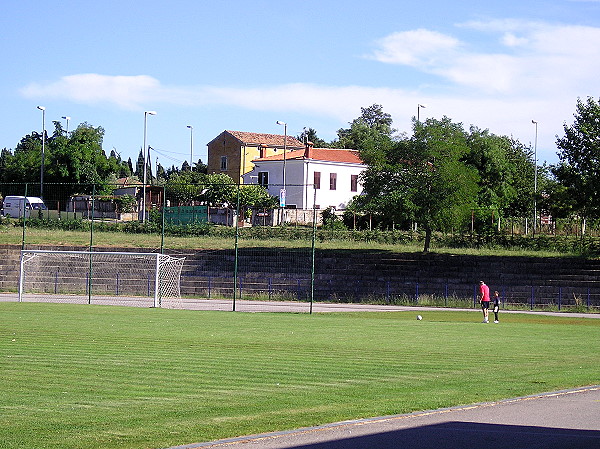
[187,125,193,129]
[37,106,45,111]
[62,116,70,120]
[276,120,286,126]
[145,111,157,116]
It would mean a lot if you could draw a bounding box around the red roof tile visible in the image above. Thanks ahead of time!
[226,130,304,148]
[254,148,364,164]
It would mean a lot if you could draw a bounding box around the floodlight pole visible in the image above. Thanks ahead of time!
[142,111,156,222]
[62,116,70,135]
[417,104,426,122]
[532,120,538,233]
[37,106,46,198]
[187,125,193,170]
[276,120,287,224]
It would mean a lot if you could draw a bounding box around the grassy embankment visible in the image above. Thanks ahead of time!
[0,225,581,257]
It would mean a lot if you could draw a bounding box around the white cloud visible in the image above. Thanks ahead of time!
[20,19,599,163]
[15,71,567,161]
[371,29,460,67]
[370,20,600,96]
[20,74,161,110]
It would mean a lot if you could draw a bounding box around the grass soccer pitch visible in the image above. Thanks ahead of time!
[1,303,598,449]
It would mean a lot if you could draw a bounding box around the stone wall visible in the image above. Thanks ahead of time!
[2,245,599,306]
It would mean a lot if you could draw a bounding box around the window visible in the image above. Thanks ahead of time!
[259,145,266,158]
[258,171,268,187]
[220,156,228,171]
[351,174,358,192]
[329,173,337,190]
[314,171,321,189]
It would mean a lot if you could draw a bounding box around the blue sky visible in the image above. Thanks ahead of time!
[2,0,600,169]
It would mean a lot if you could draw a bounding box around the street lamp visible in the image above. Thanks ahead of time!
[61,116,71,135]
[142,111,157,222]
[417,104,426,122]
[187,125,193,170]
[532,120,538,233]
[276,120,287,194]
[37,106,46,198]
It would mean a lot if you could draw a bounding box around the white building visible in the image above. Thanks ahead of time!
[243,143,366,210]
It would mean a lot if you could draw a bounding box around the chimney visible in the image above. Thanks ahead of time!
[304,141,314,158]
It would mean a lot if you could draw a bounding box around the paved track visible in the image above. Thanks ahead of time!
[169,386,600,449]
[3,294,599,318]
[169,298,600,318]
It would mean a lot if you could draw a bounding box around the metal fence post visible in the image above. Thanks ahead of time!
[587,287,590,311]
[309,184,317,314]
[233,183,240,312]
[558,287,562,311]
[444,283,448,306]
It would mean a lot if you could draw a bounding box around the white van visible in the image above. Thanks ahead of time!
[1,196,47,218]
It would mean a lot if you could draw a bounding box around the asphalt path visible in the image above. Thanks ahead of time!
[169,386,600,449]
[3,293,599,319]
[162,298,600,319]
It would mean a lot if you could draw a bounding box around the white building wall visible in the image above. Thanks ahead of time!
[301,160,364,210]
[244,158,364,210]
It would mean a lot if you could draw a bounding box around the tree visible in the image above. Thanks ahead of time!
[355,117,479,252]
[236,184,278,217]
[297,128,329,147]
[553,97,600,218]
[0,122,131,201]
[164,170,207,205]
[334,104,397,150]
[192,158,208,174]
[409,118,479,251]
[462,128,537,228]
[201,173,237,206]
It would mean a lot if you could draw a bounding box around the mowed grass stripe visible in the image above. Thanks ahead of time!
[0,303,598,449]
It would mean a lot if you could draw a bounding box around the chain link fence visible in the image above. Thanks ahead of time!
[0,182,598,313]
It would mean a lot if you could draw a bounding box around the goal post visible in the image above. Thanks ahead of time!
[18,250,185,307]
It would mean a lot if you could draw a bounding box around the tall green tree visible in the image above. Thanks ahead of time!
[552,97,600,218]
[334,104,397,150]
[0,122,130,201]
[165,170,207,205]
[410,118,479,251]
[192,158,208,174]
[463,128,536,226]
[355,117,479,252]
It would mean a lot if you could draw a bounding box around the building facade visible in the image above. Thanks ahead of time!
[243,143,365,210]
[207,130,304,183]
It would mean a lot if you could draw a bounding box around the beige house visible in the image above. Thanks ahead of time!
[207,130,304,183]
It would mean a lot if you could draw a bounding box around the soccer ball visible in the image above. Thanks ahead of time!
[416,315,423,321]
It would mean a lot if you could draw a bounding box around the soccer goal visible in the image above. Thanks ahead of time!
[18,250,185,307]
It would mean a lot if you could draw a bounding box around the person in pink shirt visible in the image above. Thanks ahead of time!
[478,280,491,323]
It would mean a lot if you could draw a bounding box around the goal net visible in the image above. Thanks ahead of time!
[18,250,185,307]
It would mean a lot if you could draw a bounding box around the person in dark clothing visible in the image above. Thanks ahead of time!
[493,290,501,323]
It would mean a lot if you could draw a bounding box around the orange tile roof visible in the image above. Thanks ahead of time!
[226,130,304,148]
[254,148,364,164]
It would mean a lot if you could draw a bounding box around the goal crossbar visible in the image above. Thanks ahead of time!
[18,250,186,307]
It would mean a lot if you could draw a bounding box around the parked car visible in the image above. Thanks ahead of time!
[1,196,47,218]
